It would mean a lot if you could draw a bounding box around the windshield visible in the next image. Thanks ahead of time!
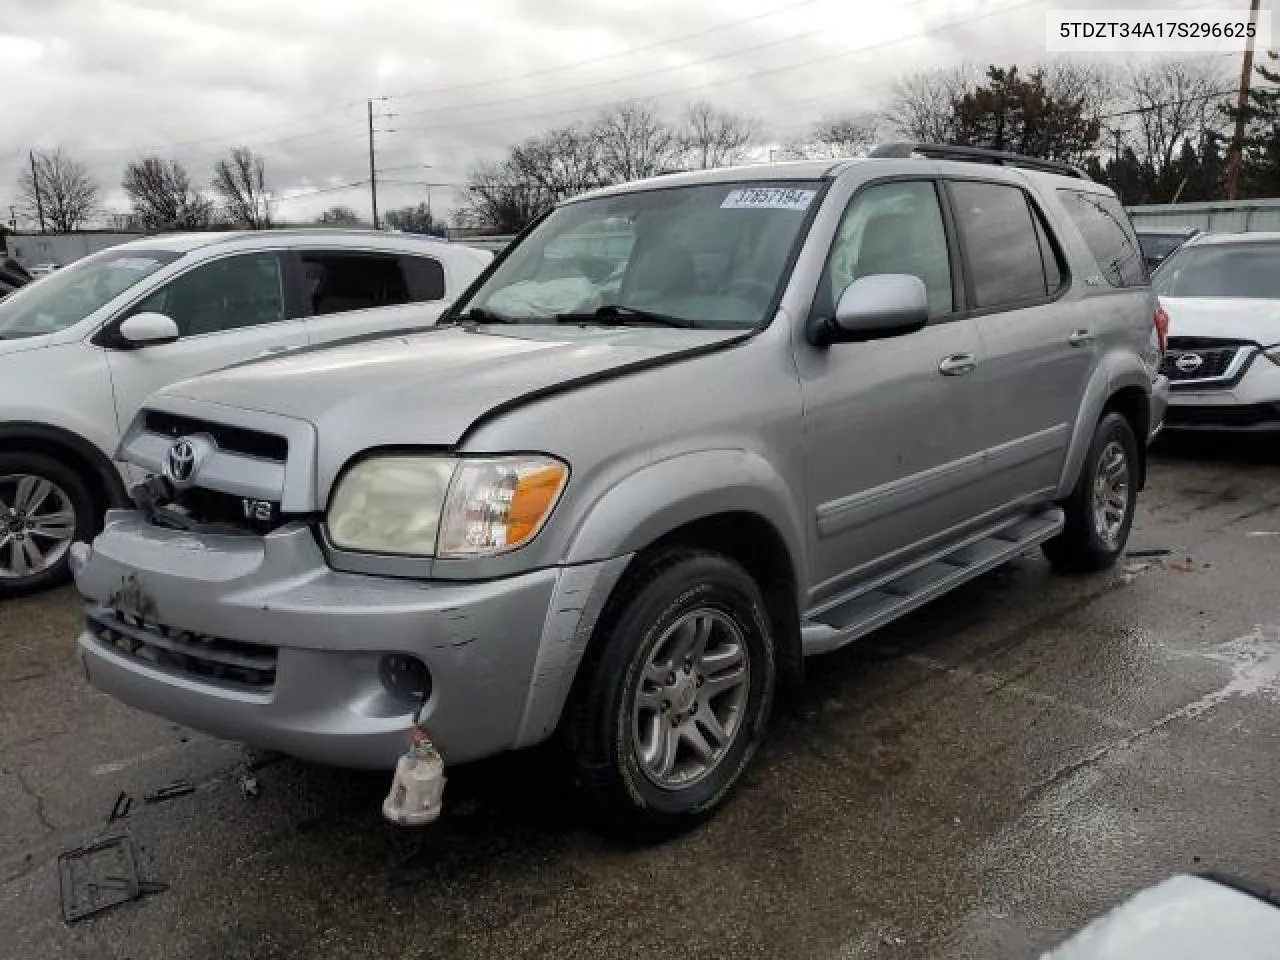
[450,180,825,329]
[1153,243,1280,299]
[0,248,181,339]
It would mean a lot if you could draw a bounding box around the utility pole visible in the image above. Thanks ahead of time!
[367,99,379,229]
[28,151,46,234]
[1224,0,1262,200]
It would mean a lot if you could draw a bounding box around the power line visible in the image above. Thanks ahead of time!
[47,1,827,161]
[388,0,1043,136]
[388,0,939,124]
[381,0,826,103]
[82,101,367,159]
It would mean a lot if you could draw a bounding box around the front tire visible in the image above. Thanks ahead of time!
[1043,412,1139,573]
[566,549,776,837]
[0,452,95,598]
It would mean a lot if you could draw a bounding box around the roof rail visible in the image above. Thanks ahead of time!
[868,142,1091,181]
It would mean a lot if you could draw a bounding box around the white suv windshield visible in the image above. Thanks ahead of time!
[0,248,181,340]
[452,180,824,330]
[1153,243,1280,299]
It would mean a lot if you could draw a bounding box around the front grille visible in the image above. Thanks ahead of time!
[1166,403,1280,428]
[170,486,282,535]
[88,607,278,690]
[144,411,288,463]
[1161,336,1256,386]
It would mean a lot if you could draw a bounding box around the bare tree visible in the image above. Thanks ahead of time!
[384,202,440,234]
[1123,57,1230,181]
[122,156,213,230]
[458,159,555,234]
[782,113,881,159]
[1041,59,1119,125]
[18,148,100,233]
[212,147,273,229]
[884,64,979,142]
[509,125,604,199]
[679,101,759,168]
[593,103,680,182]
[315,205,361,225]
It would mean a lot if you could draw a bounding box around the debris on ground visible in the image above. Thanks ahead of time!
[143,778,194,804]
[238,774,260,800]
[1165,556,1198,574]
[106,791,132,824]
[58,837,167,923]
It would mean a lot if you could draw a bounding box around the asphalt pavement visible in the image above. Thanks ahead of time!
[2,436,1279,959]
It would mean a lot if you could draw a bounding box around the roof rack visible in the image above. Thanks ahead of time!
[867,142,1091,180]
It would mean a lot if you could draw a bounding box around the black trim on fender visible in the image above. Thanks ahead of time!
[0,422,129,507]
[454,331,756,448]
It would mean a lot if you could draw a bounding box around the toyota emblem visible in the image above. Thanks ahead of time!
[1174,353,1204,373]
[164,435,212,488]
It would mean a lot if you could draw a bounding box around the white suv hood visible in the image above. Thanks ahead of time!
[1161,296,1280,346]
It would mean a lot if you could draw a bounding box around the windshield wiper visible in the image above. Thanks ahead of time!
[555,304,694,329]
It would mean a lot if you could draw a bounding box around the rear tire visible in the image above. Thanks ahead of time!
[1043,412,1138,573]
[0,452,96,598]
[565,549,776,838]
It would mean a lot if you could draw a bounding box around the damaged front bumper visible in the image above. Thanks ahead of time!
[73,510,626,769]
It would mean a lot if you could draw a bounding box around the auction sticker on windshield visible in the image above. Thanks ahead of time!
[721,188,817,210]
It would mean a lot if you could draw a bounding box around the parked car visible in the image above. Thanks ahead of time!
[72,145,1167,833]
[27,262,60,278]
[1152,231,1280,432]
[1137,226,1201,270]
[0,229,490,595]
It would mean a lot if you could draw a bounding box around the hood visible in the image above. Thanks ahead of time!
[0,334,51,356]
[1160,297,1280,346]
[158,324,744,448]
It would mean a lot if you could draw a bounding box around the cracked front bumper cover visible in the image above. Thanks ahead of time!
[73,511,594,769]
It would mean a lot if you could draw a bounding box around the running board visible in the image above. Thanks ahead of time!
[800,507,1064,657]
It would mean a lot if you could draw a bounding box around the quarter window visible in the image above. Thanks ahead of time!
[131,253,286,337]
[822,180,955,320]
[1057,188,1147,287]
[300,252,411,316]
[402,255,446,301]
[950,181,1054,309]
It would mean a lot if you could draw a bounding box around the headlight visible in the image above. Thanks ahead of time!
[326,454,568,558]
[327,456,454,555]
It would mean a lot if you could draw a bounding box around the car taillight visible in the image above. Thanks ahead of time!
[1153,305,1169,355]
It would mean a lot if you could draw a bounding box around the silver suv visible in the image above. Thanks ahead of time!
[72,144,1170,834]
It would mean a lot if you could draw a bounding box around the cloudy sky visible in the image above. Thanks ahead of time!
[1,0,1251,226]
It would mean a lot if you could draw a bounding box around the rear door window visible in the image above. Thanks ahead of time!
[299,251,411,316]
[1057,189,1148,287]
[949,181,1054,309]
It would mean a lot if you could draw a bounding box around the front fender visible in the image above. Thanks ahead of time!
[1057,349,1152,499]
[563,447,807,586]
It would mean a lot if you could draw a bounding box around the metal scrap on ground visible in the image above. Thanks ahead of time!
[57,836,167,923]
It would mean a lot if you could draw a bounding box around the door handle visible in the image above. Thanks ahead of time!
[1068,329,1096,347]
[937,353,977,376]
[257,345,294,357]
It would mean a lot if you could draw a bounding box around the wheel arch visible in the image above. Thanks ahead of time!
[1058,358,1152,498]
[0,422,128,523]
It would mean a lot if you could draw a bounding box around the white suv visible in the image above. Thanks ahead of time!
[0,229,491,595]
